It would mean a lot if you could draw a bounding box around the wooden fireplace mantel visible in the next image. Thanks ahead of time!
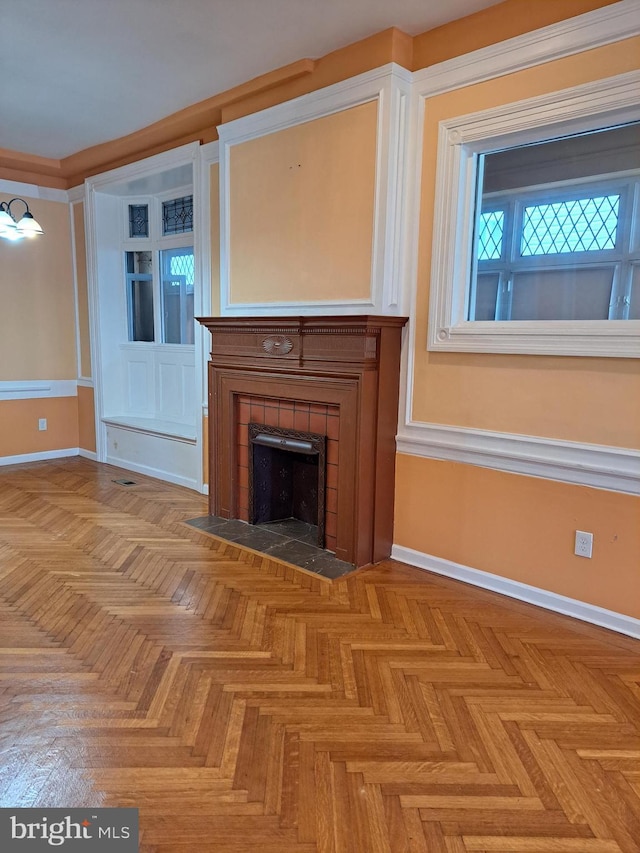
[197,315,408,568]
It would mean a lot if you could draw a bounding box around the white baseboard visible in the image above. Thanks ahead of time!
[78,448,98,461]
[105,455,199,491]
[391,544,640,640]
[0,448,80,467]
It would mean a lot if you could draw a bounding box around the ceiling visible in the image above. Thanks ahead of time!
[1,0,504,161]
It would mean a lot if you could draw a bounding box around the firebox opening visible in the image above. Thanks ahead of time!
[249,423,326,549]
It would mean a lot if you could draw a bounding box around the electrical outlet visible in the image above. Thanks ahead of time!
[575,530,593,558]
[38,418,47,431]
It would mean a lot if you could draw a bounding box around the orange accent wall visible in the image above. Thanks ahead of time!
[77,385,96,453]
[72,201,92,378]
[0,196,77,381]
[394,454,640,620]
[0,397,79,457]
[228,102,377,304]
[411,36,640,450]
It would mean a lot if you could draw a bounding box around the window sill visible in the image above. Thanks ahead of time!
[103,416,196,443]
[429,320,640,358]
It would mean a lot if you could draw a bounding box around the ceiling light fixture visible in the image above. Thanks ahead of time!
[0,198,45,241]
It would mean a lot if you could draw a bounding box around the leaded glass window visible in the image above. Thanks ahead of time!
[162,195,193,235]
[477,211,504,261]
[520,195,619,256]
[128,204,149,238]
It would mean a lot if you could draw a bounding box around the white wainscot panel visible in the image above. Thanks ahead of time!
[106,424,198,491]
[125,355,154,414]
[158,361,181,421]
[181,362,196,421]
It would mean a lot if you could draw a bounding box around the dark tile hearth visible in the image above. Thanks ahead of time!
[185,515,356,579]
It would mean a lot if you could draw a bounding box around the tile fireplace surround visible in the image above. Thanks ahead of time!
[197,316,408,568]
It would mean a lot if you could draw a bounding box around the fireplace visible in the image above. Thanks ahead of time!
[248,423,326,547]
[197,315,408,568]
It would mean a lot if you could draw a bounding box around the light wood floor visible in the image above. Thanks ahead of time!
[0,458,638,852]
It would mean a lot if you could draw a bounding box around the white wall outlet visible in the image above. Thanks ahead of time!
[575,530,593,558]
[38,418,47,431]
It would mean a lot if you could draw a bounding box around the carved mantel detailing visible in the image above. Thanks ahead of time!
[262,335,293,355]
[197,315,408,568]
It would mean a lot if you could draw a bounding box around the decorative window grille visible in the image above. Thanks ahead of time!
[128,204,149,238]
[520,195,619,256]
[169,252,194,287]
[162,195,193,235]
[477,211,504,261]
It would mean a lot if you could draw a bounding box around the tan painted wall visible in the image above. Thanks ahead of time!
[395,455,640,620]
[0,397,79,456]
[0,196,77,380]
[228,101,377,304]
[77,385,96,453]
[411,37,640,449]
[73,201,92,378]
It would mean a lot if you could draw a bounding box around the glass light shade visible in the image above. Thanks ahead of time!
[16,211,44,236]
[0,208,17,235]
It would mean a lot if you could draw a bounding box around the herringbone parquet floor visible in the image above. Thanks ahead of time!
[0,458,638,852]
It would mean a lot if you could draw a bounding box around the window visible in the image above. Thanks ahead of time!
[128,203,149,238]
[126,251,154,341]
[160,247,195,344]
[469,126,639,324]
[427,72,640,357]
[123,193,195,345]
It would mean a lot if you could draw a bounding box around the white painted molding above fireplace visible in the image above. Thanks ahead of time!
[217,63,412,317]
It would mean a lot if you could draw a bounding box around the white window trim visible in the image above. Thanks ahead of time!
[427,70,640,358]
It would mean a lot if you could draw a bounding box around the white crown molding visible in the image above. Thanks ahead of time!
[218,62,412,145]
[68,185,85,203]
[218,63,411,317]
[216,298,376,317]
[0,179,68,203]
[86,141,199,191]
[0,448,79,467]
[391,545,640,640]
[413,0,640,98]
[396,421,640,496]
[0,380,78,401]
[200,140,220,163]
